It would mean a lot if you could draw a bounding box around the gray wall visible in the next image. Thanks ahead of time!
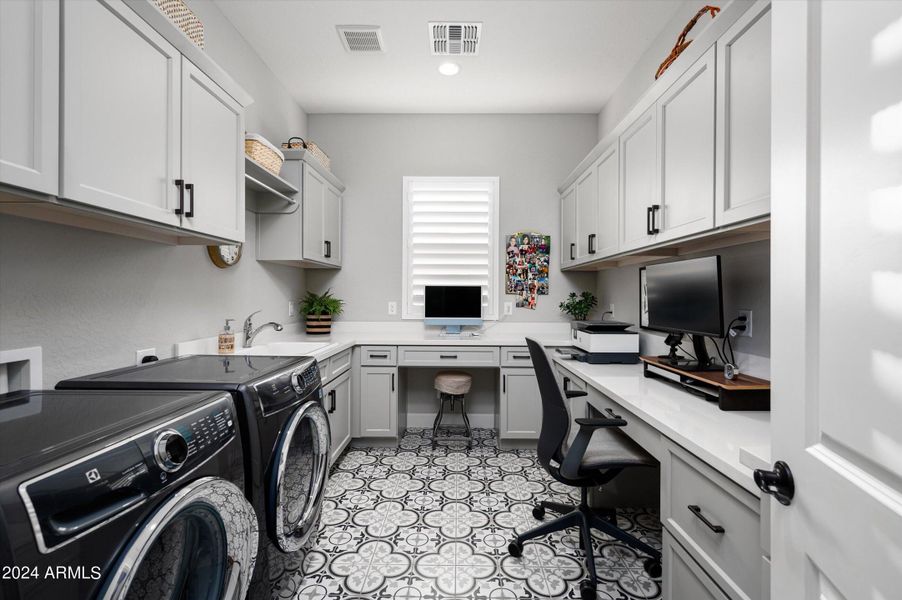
[595,241,771,377]
[306,113,599,322]
[0,1,308,386]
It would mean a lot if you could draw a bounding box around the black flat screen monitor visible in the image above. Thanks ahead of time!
[645,256,724,337]
[424,285,482,321]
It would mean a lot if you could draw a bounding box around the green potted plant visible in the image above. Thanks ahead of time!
[559,291,598,321]
[300,289,344,335]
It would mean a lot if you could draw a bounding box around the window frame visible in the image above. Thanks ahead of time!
[401,176,501,321]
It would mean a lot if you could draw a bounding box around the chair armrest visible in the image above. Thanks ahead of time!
[560,418,627,479]
[565,389,588,399]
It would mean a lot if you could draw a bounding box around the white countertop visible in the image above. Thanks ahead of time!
[553,357,771,497]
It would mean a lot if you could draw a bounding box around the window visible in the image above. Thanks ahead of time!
[402,176,500,320]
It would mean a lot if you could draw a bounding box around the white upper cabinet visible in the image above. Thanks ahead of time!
[0,0,59,196]
[560,184,577,267]
[715,1,771,226]
[61,0,182,228]
[323,182,342,266]
[301,162,342,267]
[655,45,716,243]
[619,105,658,252]
[179,59,244,242]
[575,164,598,262]
[594,143,620,257]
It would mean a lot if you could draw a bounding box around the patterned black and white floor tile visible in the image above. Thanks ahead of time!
[298,428,662,600]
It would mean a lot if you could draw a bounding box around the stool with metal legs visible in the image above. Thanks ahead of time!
[432,371,473,447]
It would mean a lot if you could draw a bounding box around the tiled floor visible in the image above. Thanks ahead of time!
[297,428,662,600]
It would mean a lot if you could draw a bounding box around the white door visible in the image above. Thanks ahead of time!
[0,0,58,195]
[323,184,341,266]
[326,371,351,464]
[302,163,326,263]
[594,144,620,258]
[656,45,716,243]
[769,2,902,597]
[619,105,658,251]
[560,184,577,267]
[61,0,181,226]
[180,59,244,243]
[359,367,397,437]
[715,0,771,226]
[575,164,598,262]
[499,368,542,439]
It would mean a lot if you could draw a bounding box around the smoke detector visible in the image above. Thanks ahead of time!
[429,22,482,56]
[336,25,385,53]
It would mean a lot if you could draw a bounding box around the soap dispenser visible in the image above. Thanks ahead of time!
[218,319,236,354]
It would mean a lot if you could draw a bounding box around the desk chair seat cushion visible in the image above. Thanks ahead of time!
[434,371,473,396]
[565,426,657,473]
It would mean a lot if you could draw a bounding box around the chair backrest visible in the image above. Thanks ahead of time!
[525,338,571,470]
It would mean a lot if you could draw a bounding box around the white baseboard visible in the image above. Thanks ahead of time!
[406,412,495,429]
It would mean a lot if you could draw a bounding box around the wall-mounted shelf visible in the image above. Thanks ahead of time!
[244,156,299,213]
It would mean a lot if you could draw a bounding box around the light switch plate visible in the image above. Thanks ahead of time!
[288,301,297,318]
[388,301,398,315]
[136,348,157,365]
[503,302,513,315]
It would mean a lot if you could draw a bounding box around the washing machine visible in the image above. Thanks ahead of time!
[57,354,331,599]
[0,389,257,600]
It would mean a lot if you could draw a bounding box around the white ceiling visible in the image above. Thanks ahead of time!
[215,0,684,114]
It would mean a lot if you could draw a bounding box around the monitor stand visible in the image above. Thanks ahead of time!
[440,325,462,336]
[660,333,721,372]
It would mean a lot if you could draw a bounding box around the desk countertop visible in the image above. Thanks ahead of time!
[553,357,771,496]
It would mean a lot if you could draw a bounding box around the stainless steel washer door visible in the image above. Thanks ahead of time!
[267,400,331,553]
[100,478,258,600]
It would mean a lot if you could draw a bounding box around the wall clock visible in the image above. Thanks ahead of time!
[207,244,242,268]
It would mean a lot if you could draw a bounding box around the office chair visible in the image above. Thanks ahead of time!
[509,338,662,600]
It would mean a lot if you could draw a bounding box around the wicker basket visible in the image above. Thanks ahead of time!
[281,137,332,171]
[151,0,204,49]
[245,134,284,176]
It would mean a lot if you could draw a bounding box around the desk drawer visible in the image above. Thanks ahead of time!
[398,346,499,367]
[663,439,761,600]
[501,346,533,367]
[663,530,730,600]
[589,393,662,461]
[360,346,397,366]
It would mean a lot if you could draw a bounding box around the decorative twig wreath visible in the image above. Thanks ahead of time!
[655,5,721,80]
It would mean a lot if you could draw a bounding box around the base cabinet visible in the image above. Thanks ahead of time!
[359,366,398,438]
[324,370,351,464]
[499,368,542,439]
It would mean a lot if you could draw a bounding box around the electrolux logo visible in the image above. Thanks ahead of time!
[85,468,101,483]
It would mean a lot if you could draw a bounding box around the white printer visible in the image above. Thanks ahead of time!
[565,320,640,364]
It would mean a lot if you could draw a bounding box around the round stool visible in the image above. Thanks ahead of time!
[432,371,473,447]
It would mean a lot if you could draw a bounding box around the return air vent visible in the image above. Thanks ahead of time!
[336,26,384,53]
[429,22,482,56]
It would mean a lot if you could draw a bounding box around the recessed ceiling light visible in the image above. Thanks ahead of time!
[438,62,460,76]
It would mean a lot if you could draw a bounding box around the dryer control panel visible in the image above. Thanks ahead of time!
[20,394,238,553]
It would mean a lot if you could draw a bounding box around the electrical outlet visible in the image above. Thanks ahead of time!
[608,304,615,314]
[288,301,297,318]
[737,310,753,337]
[388,301,398,316]
[504,302,513,315]
[135,348,156,366]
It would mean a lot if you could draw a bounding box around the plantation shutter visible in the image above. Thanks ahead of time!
[403,177,499,320]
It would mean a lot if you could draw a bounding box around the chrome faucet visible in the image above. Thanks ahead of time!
[243,310,283,347]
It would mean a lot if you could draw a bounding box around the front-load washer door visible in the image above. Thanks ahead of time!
[99,478,258,600]
[267,400,331,552]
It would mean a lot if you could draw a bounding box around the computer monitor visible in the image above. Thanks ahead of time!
[424,285,483,334]
[645,256,723,370]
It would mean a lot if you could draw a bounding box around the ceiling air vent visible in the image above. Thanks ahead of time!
[429,22,482,56]
[336,26,384,53]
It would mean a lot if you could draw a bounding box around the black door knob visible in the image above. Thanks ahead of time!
[754,460,795,506]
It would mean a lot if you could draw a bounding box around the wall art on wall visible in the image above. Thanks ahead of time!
[506,232,550,310]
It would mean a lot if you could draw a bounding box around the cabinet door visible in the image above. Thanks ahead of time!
[322,183,342,266]
[560,184,577,267]
[499,368,542,439]
[359,367,397,437]
[619,105,658,251]
[575,165,597,262]
[594,144,620,258]
[61,0,181,226]
[656,45,716,243]
[302,162,326,263]
[715,1,771,226]
[0,0,58,195]
[326,371,351,464]
[180,59,244,242]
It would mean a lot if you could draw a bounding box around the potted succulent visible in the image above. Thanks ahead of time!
[300,289,344,335]
[559,291,598,321]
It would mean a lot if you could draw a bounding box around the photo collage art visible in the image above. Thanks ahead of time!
[505,232,550,310]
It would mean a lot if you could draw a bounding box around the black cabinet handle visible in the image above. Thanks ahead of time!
[502,374,506,393]
[588,233,596,254]
[754,461,795,506]
[391,373,395,391]
[174,179,185,215]
[687,505,725,533]
[569,243,575,261]
[439,354,458,359]
[324,240,331,258]
[646,206,653,235]
[563,376,570,392]
[512,354,530,360]
[370,353,389,359]
[328,389,336,413]
[185,183,195,218]
[604,407,622,419]
[650,204,660,234]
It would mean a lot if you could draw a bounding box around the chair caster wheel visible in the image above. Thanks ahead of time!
[644,558,662,578]
[579,579,596,600]
[532,505,545,519]
[508,539,523,558]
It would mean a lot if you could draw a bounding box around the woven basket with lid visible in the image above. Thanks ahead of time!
[245,134,284,175]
